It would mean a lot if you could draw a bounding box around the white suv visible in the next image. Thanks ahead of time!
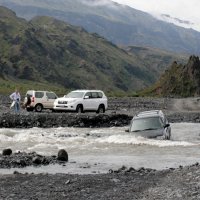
[54,90,108,113]
[24,90,58,112]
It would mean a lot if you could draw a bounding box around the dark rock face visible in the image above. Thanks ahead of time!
[147,56,200,97]
[57,149,68,161]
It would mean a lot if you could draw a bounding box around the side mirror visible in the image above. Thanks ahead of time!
[125,129,129,132]
[84,96,89,99]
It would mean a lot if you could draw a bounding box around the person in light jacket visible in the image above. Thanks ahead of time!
[10,89,21,113]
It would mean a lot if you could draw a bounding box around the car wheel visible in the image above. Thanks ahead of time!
[97,105,105,113]
[76,105,83,113]
[35,104,43,112]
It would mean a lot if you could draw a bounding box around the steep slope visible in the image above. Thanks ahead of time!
[141,56,200,97]
[0,0,200,54]
[124,46,187,78]
[0,6,157,94]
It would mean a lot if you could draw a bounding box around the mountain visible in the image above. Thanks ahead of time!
[124,46,187,78]
[0,6,158,95]
[141,56,200,97]
[0,0,200,54]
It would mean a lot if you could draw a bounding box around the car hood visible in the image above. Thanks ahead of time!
[56,97,79,101]
[131,128,164,138]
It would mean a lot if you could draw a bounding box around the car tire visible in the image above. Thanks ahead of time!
[35,104,43,112]
[76,105,83,113]
[97,105,105,114]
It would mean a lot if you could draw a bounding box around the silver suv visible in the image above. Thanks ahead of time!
[54,90,107,113]
[127,110,171,140]
[24,90,58,112]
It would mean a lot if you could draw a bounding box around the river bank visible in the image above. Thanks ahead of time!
[0,163,200,200]
[0,97,200,128]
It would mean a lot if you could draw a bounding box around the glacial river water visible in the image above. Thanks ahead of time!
[0,123,200,174]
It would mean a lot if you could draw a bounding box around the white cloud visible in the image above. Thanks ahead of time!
[82,0,113,6]
[112,0,200,31]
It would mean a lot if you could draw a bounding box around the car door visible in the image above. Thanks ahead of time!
[46,92,57,108]
[35,91,45,107]
[91,92,100,110]
[83,92,93,110]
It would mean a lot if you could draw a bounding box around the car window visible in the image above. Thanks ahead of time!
[91,92,98,98]
[98,92,103,98]
[65,92,84,98]
[46,92,57,99]
[130,117,164,132]
[35,92,44,98]
[84,92,92,98]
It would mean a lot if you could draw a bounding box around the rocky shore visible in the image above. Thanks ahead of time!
[0,163,200,199]
[0,96,200,199]
[0,96,200,128]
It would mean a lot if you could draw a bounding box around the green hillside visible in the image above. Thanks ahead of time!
[124,46,187,80]
[0,6,187,96]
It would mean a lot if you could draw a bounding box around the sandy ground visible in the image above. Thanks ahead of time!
[1,96,200,199]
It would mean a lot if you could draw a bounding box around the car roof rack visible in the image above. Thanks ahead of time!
[136,110,163,117]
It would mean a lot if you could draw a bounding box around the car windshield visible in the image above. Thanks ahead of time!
[130,116,164,132]
[65,92,84,98]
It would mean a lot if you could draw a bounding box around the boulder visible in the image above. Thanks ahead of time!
[32,156,42,165]
[57,149,68,161]
[2,148,12,156]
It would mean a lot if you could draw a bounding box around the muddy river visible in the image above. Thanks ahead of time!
[0,123,200,174]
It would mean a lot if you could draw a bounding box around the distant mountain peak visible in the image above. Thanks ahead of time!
[151,12,197,31]
[161,14,194,26]
[1,0,200,54]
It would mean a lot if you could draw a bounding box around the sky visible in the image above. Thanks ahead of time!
[112,0,200,31]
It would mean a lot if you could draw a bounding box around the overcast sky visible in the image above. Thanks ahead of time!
[112,0,200,31]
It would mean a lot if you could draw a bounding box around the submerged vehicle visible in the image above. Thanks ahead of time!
[127,110,171,140]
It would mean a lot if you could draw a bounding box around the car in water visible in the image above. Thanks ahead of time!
[53,90,108,113]
[127,110,171,140]
[24,90,58,112]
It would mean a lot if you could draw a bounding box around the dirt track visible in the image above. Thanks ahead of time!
[171,97,200,112]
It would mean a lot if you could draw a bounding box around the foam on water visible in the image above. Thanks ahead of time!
[0,124,199,153]
[95,134,195,147]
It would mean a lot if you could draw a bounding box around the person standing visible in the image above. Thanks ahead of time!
[10,89,21,113]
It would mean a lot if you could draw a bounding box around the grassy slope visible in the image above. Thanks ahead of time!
[0,7,156,95]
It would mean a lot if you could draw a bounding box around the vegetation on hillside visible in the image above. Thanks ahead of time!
[140,56,200,97]
[0,6,188,96]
